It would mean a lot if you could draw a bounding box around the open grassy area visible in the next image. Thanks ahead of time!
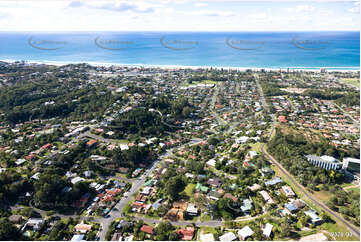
[114,139,129,144]
[200,213,211,222]
[320,222,359,241]
[341,182,356,188]
[340,78,360,88]
[200,226,217,234]
[312,190,333,204]
[182,79,218,87]
[346,187,360,194]
[183,183,196,198]
[250,142,264,153]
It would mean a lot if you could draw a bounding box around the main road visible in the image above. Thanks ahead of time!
[254,74,360,238]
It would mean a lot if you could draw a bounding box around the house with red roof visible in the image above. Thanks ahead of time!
[140,225,154,235]
[278,115,287,123]
[177,227,194,240]
[41,143,52,150]
[86,139,97,147]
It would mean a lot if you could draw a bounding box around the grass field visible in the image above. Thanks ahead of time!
[183,183,196,198]
[340,78,360,88]
[250,142,264,153]
[182,79,218,87]
[347,187,360,194]
[312,190,333,204]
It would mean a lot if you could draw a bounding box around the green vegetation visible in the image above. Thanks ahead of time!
[0,217,22,240]
[268,127,351,190]
[325,187,360,226]
[164,175,186,200]
[340,78,360,88]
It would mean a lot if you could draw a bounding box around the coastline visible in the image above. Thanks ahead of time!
[1,59,359,72]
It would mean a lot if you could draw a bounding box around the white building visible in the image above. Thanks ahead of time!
[262,223,273,238]
[238,226,254,240]
[305,155,342,170]
[219,232,237,241]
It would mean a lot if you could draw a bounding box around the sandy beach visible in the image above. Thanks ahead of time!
[1,59,359,73]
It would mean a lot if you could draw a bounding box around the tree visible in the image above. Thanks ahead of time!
[169,232,180,241]
[164,176,186,200]
[0,218,20,240]
[155,222,174,240]
[280,223,292,237]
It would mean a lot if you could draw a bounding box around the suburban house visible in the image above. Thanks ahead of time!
[186,203,198,216]
[238,226,254,240]
[74,221,92,233]
[140,225,154,235]
[240,198,253,214]
[281,185,295,197]
[304,210,323,225]
[259,190,275,204]
[265,177,282,186]
[207,178,222,187]
[177,226,194,240]
[262,223,273,238]
[219,232,237,241]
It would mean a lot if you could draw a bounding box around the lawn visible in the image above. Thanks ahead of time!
[182,79,218,87]
[312,190,333,204]
[340,78,360,88]
[346,187,360,194]
[250,142,264,153]
[183,183,196,198]
[200,226,217,234]
[320,222,359,241]
[116,139,129,144]
[200,213,211,222]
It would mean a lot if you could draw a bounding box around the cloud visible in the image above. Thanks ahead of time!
[348,1,359,13]
[285,5,315,13]
[192,10,234,17]
[0,11,9,19]
[68,0,155,13]
[68,1,83,8]
[195,3,208,7]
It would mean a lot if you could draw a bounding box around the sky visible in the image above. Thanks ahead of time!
[0,0,359,31]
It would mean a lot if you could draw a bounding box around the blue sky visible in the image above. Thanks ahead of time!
[0,0,359,31]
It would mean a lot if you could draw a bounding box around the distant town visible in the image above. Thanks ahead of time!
[0,61,359,241]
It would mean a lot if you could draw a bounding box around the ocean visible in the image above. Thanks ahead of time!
[0,31,359,69]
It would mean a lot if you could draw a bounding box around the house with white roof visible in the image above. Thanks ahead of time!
[262,223,273,238]
[238,226,254,240]
[219,232,237,241]
[200,233,214,242]
[206,159,216,168]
